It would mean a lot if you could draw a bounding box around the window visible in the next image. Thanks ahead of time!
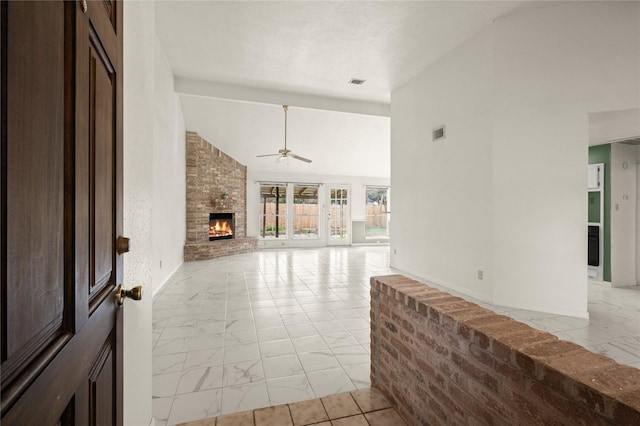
[365,186,389,238]
[259,184,287,238]
[329,188,349,240]
[293,185,319,239]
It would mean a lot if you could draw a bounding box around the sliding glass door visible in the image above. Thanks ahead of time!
[259,184,287,239]
[259,183,322,245]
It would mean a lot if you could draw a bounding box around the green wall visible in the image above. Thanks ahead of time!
[588,144,611,282]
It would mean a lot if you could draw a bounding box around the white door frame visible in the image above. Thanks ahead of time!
[326,185,351,246]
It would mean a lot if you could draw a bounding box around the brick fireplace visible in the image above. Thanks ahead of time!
[184,131,257,261]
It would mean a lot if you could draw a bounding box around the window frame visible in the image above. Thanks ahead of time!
[364,186,390,239]
[259,183,288,239]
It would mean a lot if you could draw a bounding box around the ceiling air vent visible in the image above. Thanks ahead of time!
[349,78,366,85]
[432,125,446,142]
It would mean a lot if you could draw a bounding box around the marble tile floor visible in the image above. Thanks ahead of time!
[177,388,406,426]
[153,246,640,425]
[153,247,395,426]
[479,281,640,370]
[405,274,640,371]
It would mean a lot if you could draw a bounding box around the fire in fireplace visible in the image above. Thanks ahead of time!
[209,213,234,241]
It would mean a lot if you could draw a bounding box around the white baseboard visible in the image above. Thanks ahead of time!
[153,261,183,297]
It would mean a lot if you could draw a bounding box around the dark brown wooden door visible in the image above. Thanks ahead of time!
[1,1,124,424]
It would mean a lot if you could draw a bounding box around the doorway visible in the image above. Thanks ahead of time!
[327,186,351,245]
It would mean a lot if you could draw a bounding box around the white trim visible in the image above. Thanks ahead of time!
[175,77,390,117]
[153,261,183,297]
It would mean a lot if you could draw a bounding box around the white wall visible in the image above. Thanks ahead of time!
[491,2,638,315]
[637,146,640,284]
[180,96,390,179]
[152,38,186,293]
[391,24,494,302]
[247,170,389,247]
[611,143,638,286]
[391,1,640,316]
[123,2,185,425]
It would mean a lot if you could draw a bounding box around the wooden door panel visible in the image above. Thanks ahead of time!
[2,1,124,424]
[87,0,118,66]
[90,35,115,297]
[1,299,116,425]
[2,0,67,394]
[89,335,115,426]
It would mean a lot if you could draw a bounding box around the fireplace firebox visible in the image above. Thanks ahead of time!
[209,213,234,241]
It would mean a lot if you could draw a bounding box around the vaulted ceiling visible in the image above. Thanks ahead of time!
[154,1,548,176]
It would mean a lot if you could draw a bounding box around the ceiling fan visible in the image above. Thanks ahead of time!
[257,105,312,163]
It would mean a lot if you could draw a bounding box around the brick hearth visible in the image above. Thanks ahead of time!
[184,131,257,260]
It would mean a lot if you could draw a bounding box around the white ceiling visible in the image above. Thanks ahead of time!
[154,1,547,177]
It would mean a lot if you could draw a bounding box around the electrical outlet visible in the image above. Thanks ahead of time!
[393,249,397,255]
[160,260,163,269]
[477,270,483,280]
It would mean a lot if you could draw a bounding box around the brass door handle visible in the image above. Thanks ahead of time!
[115,284,142,305]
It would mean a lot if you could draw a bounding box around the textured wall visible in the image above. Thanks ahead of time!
[370,275,640,425]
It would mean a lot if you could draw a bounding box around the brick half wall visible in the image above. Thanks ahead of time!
[370,275,640,425]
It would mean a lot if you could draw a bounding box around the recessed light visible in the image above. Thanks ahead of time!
[349,78,366,85]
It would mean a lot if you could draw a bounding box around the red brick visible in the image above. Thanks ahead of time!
[383,320,398,334]
[468,343,494,369]
[406,289,440,311]
[451,351,498,392]
[391,335,412,361]
[613,389,640,425]
[427,382,465,419]
[381,340,398,360]
[467,316,520,349]
[468,381,517,422]
[546,347,614,374]
[528,379,605,425]
[492,329,557,363]
[418,388,447,423]
[391,384,415,417]
[448,384,495,425]
[519,339,585,359]
[416,329,450,358]
[437,359,466,388]
[493,360,526,389]
[573,365,640,398]
[441,307,488,332]
[392,311,416,334]
[515,340,584,376]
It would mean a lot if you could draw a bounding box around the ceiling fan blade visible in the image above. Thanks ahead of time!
[290,153,312,163]
[257,106,311,164]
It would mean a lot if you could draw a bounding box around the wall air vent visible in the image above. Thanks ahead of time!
[432,125,446,142]
[349,78,366,85]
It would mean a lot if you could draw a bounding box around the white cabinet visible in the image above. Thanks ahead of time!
[588,163,603,190]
